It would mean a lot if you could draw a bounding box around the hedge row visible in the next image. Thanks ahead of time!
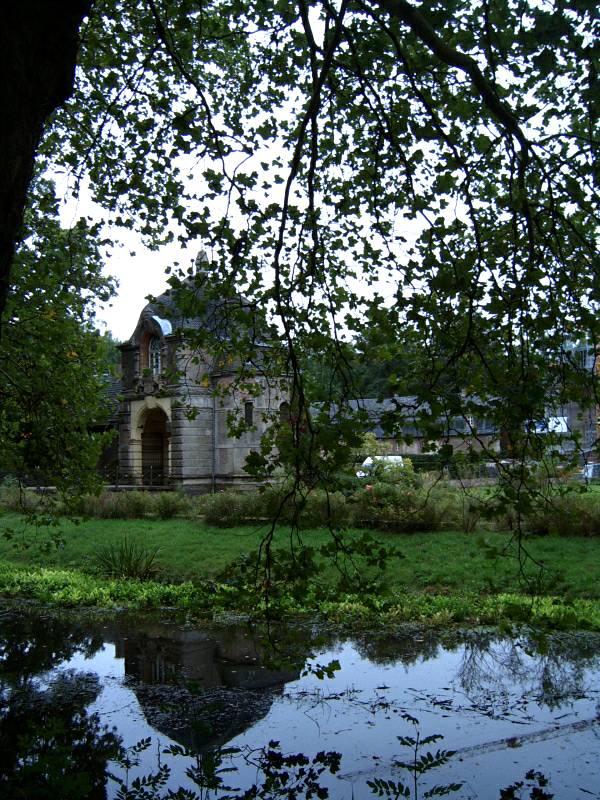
[200,483,474,533]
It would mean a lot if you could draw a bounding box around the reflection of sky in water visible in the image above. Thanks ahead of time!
[225,640,600,798]
[5,621,600,799]
[65,643,201,793]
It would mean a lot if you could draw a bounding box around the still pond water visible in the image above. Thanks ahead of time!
[0,603,599,799]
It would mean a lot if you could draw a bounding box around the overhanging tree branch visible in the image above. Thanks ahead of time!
[374,0,530,155]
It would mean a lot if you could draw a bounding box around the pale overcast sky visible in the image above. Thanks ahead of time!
[96,239,190,341]
[57,181,193,342]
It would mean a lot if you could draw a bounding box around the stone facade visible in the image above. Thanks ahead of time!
[117,275,286,493]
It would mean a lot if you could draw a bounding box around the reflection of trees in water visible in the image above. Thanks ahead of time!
[117,620,306,754]
[0,607,595,798]
[352,629,443,667]
[119,621,308,689]
[0,608,105,688]
[0,671,121,800]
[348,627,600,715]
[250,623,339,676]
[456,631,600,710]
[0,607,120,799]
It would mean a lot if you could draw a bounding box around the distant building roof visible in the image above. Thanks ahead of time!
[331,396,498,438]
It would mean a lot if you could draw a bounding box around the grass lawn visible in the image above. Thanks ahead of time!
[0,512,598,600]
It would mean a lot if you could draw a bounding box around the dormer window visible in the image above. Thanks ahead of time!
[149,337,161,376]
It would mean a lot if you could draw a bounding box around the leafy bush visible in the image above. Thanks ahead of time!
[202,490,264,527]
[0,483,49,514]
[114,491,154,519]
[259,484,352,529]
[200,486,352,529]
[69,492,113,518]
[526,491,600,537]
[73,491,155,519]
[71,490,190,520]
[94,537,160,579]
[245,483,301,524]
[356,458,421,488]
[350,483,449,532]
[200,480,465,532]
[152,491,190,519]
[301,490,351,529]
[458,495,484,534]
[421,485,487,534]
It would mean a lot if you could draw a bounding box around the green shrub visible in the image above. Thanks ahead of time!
[526,491,600,536]
[115,491,154,519]
[202,490,263,527]
[260,485,351,529]
[388,459,420,488]
[72,490,190,520]
[296,489,350,529]
[73,491,155,519]
[258,479,455,532]
[93,536,161,579]
[152,491,190,519]
[350,483,448,532]
[459,495,483,533]
[260,484,294,522]
[200,486,351,529]
[356,458,421,489]
[420,485,485,533]
[259,482,317,524]
[69,492,115,518]
[0,484,46,514]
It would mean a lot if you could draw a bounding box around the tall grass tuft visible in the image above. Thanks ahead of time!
[94,537,161,579]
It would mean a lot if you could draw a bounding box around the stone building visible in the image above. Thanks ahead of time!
[117,260,286,492]
[345,394,597,462]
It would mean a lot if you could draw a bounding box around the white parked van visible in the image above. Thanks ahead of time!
[357,455,404,478]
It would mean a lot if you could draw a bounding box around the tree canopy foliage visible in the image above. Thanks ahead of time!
[0,179,116,496]
[2,0,599,497]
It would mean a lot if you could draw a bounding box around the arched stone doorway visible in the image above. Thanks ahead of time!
[141,408,169,485]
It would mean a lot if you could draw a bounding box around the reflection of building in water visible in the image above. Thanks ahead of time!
[107,621,300,753]
[114,630,219,685]
[112,623,298,690]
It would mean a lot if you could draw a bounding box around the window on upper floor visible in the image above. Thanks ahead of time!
[245,401,254,426]
[149,337,161,376]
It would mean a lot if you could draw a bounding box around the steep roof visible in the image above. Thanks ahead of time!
[128,278,272,346]
[144,285,208,333]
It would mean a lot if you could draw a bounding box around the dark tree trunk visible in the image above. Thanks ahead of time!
[0,0,92,329]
